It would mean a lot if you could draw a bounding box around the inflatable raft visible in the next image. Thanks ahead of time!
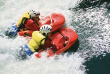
[18,13,78,58]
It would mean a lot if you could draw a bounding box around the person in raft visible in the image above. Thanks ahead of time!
[5,10,40,38]
[18,24,68,59]
[19,25,53,59]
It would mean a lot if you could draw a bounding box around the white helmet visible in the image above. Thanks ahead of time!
[40,25,52,35]
[29,10,40,17]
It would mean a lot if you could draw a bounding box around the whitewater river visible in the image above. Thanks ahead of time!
[0,0,109,74]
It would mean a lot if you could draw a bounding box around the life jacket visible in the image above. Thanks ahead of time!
[27,31,46,52]
[17,12,30,28]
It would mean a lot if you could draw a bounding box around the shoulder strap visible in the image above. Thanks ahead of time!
[21,17,28,25]
[34,38,46,52]
[40,38,46,45]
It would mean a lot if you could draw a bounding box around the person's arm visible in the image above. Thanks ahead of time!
[17,17,28,31]
[5,24,18,38]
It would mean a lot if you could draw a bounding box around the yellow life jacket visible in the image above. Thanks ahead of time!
[27,31,46,52]
[17,12,30,28]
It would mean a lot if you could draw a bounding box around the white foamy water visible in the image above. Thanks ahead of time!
[72,7,110,58]
[0,53,85,74]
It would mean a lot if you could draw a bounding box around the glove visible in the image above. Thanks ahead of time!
[11,25,18,36]
[5,25,18,38]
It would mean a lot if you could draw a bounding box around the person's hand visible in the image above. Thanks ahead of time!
[5,25,18,38]
[63,41,68,47]
[65,41,68,44]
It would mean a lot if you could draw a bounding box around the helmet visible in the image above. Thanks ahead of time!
[40,25,52,35]
[29,10,40,17]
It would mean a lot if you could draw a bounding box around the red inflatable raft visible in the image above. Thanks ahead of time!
[34,27,78,58]
[18,13,78,58]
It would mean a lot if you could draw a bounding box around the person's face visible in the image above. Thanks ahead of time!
[33,15,40,22]
[47,32,52,37]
